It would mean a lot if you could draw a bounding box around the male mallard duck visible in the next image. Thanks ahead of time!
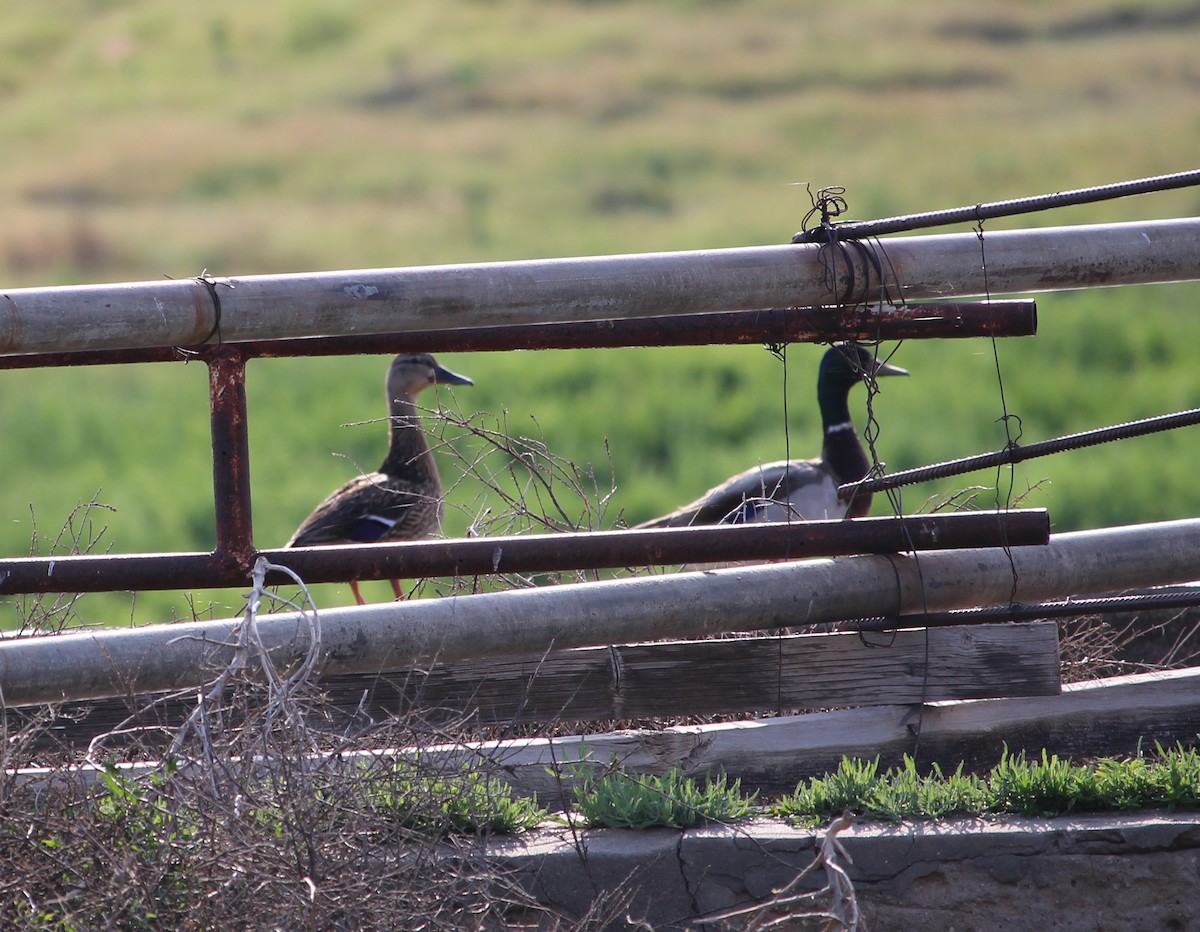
[286,353,473,603]
[637,344,906,528]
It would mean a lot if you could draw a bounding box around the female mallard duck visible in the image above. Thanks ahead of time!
[286,353,473,603]
[637,344,906,528]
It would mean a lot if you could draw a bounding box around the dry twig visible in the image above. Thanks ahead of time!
[697,812,861,931]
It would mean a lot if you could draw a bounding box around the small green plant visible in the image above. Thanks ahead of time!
[862,757,989,823]
[775,756,988,825]
[987,747,1085,817]
[572,765,757,830]
[364,762,545,836]
[1087,755,1159,811]
[92,761,198,856]
[1148,742,1200,811]
[987,744,1200,817]
[21,762,205,930]
[774,757,882,826]
[775,743,1200,825]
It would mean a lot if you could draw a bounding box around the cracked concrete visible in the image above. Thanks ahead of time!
[485,814,1200,929]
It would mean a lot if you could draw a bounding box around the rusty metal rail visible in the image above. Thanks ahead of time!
[0,301,1038,599]
[0,301,1034,370]
[0,510,1050,595]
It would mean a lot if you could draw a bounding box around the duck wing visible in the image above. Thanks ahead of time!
[286,472,443,547]
[636,459,843,528]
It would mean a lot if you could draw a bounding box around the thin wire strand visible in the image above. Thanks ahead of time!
[776,339,790,713]
[976,218,1022,605]
[854,234,931,758]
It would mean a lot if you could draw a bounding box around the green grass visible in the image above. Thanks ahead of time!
[773,744,1200,825]
[572,764,757,830]
[2,0,1200,626]
[362,762,546,836]
[16,742,1200,927]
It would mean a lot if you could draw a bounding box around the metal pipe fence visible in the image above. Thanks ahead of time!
[0,218,1195,356]
[2,216,1197,602]
[0,300,1036,598]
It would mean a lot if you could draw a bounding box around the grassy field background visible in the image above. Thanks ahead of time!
[2,0,1199,626]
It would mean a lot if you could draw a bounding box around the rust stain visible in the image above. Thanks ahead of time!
[206,351,256,564]
[0,511,1045,596]
[0,303,1033,369]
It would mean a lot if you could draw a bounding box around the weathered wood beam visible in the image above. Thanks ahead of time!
[15,663,1197,808]
[356,620,1060,721]
[6,623,1059,749]
[426,665,1200,804]
[1,219,1196,355]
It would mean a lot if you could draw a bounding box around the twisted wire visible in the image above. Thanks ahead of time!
[975,221,1022,605]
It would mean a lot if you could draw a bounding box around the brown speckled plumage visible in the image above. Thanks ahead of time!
[286,353,472,602]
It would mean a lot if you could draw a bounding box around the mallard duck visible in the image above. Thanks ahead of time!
[637,344,907,528]
[286,353,473,603]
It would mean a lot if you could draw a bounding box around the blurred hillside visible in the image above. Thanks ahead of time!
[2,0,1199,625]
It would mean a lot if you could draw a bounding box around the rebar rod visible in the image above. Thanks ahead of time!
[839,407,1200,500]
[842,589,1200,632]
[794,168,1200,242]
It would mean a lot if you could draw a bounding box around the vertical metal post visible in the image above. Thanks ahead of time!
[207,349,256,567]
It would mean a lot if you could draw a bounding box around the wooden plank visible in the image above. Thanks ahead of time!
[349,620,1060,722]
[439,665,1200,805]
[9,622,1058,750]
[18,664,1197,808]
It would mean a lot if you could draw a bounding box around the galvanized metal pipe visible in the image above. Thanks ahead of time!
[0,510,1048,595]
[1,516,1197,707]
[0,219,1195,355]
